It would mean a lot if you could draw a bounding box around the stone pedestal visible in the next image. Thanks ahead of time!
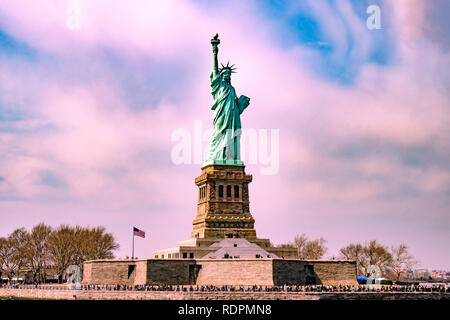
[154,163,298,260]
[191,164,256,239]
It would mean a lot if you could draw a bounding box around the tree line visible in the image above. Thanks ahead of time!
[276,234,418,281]
[0,223,119,283]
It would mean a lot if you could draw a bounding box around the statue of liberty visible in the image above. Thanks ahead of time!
[205,34,250,165]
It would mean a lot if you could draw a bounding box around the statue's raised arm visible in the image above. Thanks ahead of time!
[211,33,220,78]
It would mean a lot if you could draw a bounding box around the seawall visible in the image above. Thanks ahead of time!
[1,288,448,300]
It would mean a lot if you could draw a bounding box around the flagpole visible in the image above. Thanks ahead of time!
[132,227,135,259]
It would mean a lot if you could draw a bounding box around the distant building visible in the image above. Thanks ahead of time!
[431,270,448,280]
[413,269,431,280]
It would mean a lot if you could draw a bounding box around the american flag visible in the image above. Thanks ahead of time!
[133,227,145,238]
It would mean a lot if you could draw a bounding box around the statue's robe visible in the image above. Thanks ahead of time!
[208,72,248,161]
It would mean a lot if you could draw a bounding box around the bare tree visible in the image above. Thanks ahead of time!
[2,224,119,283]
[0,237,15,281]
[26,223,52,283]
[363,240,393,276]
[71,226,89,268]
[387,244,418,281]
[0,228,29,282]
[340,240,396,278]
[47,225,77,283]
[340,243,366,275]
[88,226,119,260]
[46,225,119,282]
[9,228,29,282]
[302,237,328,259]
[72,226,119,268]
[289,233,328,259]
[293,234,308,257]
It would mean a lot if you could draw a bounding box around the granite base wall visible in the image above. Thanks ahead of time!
[145,260,197,285]
[83,259,357,286]
[272,260,309,285]
[309,260,358,286]
[196,260,274,286]
[83,259,198,286]
[84,260,136,286]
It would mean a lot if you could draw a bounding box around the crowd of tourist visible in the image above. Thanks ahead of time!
[2,282,449,293]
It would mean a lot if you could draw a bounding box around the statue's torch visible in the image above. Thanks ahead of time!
[211,33,220,50]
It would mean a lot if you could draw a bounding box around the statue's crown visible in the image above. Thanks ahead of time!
[219,61,237,74]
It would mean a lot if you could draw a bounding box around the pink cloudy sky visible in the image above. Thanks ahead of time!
[0,1,449,269]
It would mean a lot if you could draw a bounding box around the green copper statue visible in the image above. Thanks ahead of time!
[205,33,250,166]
